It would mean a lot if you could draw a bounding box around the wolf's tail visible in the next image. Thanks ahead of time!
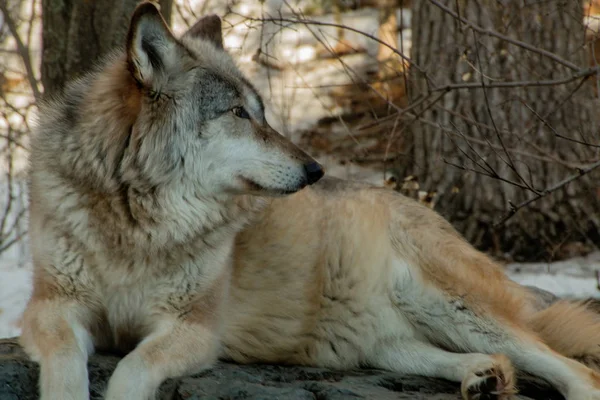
[530,299,600,371]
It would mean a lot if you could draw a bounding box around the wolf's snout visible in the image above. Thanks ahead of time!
[304,162,324,185]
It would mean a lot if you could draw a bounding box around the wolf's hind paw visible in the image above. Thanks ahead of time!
[461,355,516,400]
[464,373,503,400]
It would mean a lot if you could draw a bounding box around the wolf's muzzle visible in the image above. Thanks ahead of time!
[304,162,324,185]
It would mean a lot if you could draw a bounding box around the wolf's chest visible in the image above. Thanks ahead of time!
[102,282,157,334]
[98,280,181,350]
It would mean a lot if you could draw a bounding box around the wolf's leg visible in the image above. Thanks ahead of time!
[104,318,219,400]
[397,294,600,399]
[496,339,600,400]
[370,340,515,399]
[445,310,600,399]
[20,300,94,400]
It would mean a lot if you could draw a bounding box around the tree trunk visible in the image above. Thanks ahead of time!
[41,0,172,96]
[403,0,600,261]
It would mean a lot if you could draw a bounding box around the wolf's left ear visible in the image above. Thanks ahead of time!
[182,15,224,49]
[126,2,180,88]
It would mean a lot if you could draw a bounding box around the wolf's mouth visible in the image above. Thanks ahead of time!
[239,176,303,196]
[239,177,264,192]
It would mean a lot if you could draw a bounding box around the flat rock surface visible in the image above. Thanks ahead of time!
[0,338,563,400]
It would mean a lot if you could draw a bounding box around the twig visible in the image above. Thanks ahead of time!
[431,67,600,91]
[0,225,27,254]
[231,12,427,75]
[471,30,538,193]
[0,131,15,248]
[0,133,26,150]
[494,159,600,226]
[428,0,581,72]
[519,95,600,149]
[383,90,449,169]
[555,133,600,148]
[173,1,193,27]
[0,0,41,99]
[446,130,594,170]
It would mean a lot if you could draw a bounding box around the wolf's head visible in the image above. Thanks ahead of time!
[119,2,323,197]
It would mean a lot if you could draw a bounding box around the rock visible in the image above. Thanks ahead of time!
[0,338,563,400]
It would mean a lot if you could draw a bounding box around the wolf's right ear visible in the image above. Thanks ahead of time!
[182,15,224,49]
[126,2,179,88]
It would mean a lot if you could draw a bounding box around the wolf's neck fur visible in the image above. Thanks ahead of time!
[35,168,267,263]
[32,54,267,258]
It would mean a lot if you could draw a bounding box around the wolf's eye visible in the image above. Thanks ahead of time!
[232,106,250,119]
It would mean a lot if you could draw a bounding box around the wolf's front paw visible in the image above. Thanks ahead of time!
[461,355,516,400]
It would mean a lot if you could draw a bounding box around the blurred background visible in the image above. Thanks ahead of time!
[2,0,600,337]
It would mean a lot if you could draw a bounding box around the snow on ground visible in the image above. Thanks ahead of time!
[509,273,599,299]
[0,176,31,339]
[0,260,31,339]
[506,252,600,299]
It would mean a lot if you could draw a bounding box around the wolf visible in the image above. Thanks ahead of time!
[20,2,600,400]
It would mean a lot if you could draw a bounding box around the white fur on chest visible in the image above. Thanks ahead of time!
[95,243,232,347]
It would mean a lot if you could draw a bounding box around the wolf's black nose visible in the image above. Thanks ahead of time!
[304,162,324,185]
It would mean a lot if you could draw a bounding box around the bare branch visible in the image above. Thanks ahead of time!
[472,30,539,193]
[428,0,581,71]
[231,12,427,76]
[0,0,41,99]
[495,159,600,226]
[431,67,600,91]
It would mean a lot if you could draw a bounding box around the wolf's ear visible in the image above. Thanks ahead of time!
[126,2,179,88]
[182,15,224,49]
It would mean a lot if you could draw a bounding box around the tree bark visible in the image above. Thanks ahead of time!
[403,0,600,261]
[41,0,172,97]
